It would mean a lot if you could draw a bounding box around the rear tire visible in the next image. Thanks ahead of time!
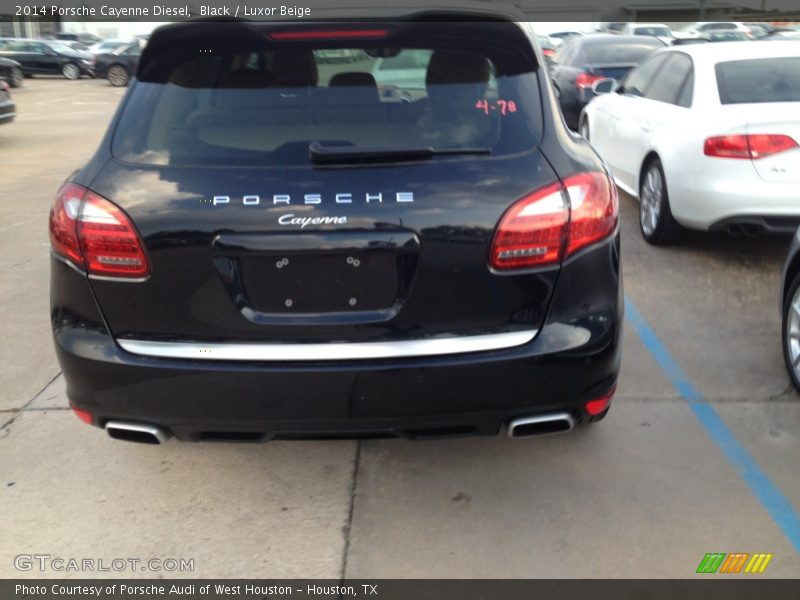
[107,65,129,87]
[9,66,23,88]
[638,158,682,245]
[61,63,80,80]
[782,273,800,392]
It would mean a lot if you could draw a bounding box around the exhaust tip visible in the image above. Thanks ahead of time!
[726,223,764,237]
[507,412,575,438]
[105,421,170,445]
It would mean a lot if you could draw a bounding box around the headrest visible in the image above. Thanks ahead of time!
[328,72,380,103]
[272,50,318,87]
[219,69,274,89]
[426,50,490,104]
[213,69,277,108]
[330,72,377,88]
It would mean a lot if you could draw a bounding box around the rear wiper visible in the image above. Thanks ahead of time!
[309,141,491,165]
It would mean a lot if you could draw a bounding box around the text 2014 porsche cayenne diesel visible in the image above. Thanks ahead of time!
[49,17,622,444]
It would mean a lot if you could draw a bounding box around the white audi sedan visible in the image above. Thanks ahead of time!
[579,42,799,244]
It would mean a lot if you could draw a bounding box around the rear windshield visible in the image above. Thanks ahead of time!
[112,23,542,167]
[584,41,663,65]
[716,57,800,104]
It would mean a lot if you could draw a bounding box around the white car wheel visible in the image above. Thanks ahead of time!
[784,275,800,391]
[638,159,682,245]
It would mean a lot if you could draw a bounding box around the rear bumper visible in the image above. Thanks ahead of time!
[669,171,800,231]
[51,237,622,441]
[57,329,620,441]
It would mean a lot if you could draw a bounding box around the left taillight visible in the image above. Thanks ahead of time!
[490,172,618,271]
[49,183,150,279]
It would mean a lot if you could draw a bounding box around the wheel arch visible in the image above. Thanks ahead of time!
[578,110,589,134]
[784,253,800,307]
[638,151,662,194]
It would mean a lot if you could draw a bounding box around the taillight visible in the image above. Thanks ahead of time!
[585,385,616,416]
[703,134,798,159]
[575,72,603,90]
[489,182,568,270]
[49,183,150,279]
[565,172,618,256]
[71,407,93,425]
[543,48,556,57]
[490,172,618,271]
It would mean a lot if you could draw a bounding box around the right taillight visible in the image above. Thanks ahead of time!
[703,134,798,159]
[490,172,617,271]
[49,183,150,279]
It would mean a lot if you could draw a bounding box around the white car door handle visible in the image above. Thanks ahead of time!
[640,125,652,133]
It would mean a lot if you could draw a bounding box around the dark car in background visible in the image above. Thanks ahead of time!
[61,41,90,52]
[92,41,142,86]
[0,39,93,79]
[89,39,131,55]
[0,79,15,126]
[0,57,23,87]
[704,31,750,42]
[671,37,710,46]
[50,18,621,444]
[782,229,800,391]
[56,32,101,45]
[763,26,800,40]
[744,23,777,38]
[550,34,664,130]
[538,35,557,63]
[548,31,584,47]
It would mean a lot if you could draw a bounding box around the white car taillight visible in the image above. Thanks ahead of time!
[704,134,799,159]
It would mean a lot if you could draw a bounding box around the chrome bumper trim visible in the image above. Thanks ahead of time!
[116,330,537,361]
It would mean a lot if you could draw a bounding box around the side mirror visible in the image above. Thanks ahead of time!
[591,78,618,94]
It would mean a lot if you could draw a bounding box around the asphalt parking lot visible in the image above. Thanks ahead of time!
[1,78,798,579]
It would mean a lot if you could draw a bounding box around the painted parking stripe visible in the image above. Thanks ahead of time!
[625,297,800,553]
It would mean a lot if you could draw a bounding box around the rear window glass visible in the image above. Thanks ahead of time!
[583,41,663,65]
[702,23,736,31]
[634,27,671,37]
[112,23,542,167]
[716,57,800,104]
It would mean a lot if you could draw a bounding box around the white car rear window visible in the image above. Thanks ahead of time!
[716,57,800,104]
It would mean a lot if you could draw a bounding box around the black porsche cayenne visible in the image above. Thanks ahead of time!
[49,17,622,444]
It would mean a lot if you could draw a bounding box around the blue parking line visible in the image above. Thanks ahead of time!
[625,296,800,553]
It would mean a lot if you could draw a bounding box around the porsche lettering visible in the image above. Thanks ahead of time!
[211,192,414,206]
